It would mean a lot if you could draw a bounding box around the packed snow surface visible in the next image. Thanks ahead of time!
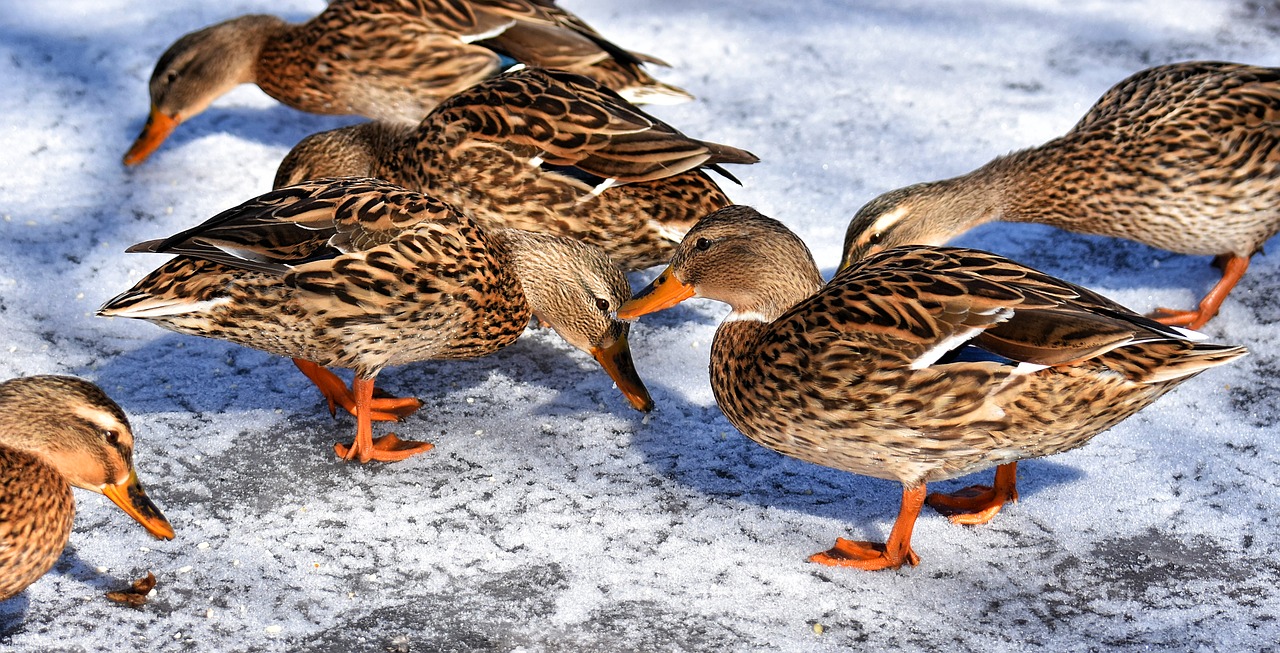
[1,1,1278,650]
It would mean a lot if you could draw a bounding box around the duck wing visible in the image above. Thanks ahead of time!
[428,67,757,183]
[127,178,463,274]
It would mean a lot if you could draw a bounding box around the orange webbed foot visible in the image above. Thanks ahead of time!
[1148,254,1249,331]
[926,462,1018,525]
[328,375,435,464]
[364,391,424,421]
[810,484,927,571]
[809,537,920,570]
[334,433,435,463]
[292,359,422,421]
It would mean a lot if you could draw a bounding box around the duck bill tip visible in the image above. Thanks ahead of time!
[102,470,176,540]
[617,268,695,320]
[122,108,179,166]
[592,336,654,413]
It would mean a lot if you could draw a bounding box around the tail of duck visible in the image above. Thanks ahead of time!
[1134,341,1248,384]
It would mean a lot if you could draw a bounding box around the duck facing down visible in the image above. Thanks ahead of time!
[100,178,652,464]
[621,205,1245,570]
[841,61,1280,330]
[1,375,174,601]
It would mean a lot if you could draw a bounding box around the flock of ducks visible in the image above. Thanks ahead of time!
[3,0,1277,601]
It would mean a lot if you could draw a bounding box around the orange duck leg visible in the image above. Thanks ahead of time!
[1151,254,1250,330]
[926,462,1019,525]
[293,359,422,421]
[332,375,435,463]
[810,484,924,570]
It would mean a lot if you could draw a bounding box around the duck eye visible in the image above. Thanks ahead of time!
[868,232,883,245]
[694,237,712,251]
[595,297,611,312]
[103,429,120,446]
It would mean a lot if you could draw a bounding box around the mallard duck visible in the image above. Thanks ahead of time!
[1,375,175,601]
[273,67,758,271]
[620,205,1246,570]
[123,0,692,166]
[98,178,652,464]
[840,61,1280,330]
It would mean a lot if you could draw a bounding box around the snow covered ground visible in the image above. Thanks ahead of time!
[2,0,1278,650]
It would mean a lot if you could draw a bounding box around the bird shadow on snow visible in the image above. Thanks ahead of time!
[0,596,29,639]
[122,104,367,164]
[84,328,647,418]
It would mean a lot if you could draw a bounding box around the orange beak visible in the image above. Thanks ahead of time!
[591,331,654,412]
[101,469,175,540]
[123,106,180,166]
[617,267,695,320]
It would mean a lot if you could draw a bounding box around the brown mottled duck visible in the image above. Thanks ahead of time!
[1,375,174,601]
[840,61,1280,330]
[621,205,1245,570]
[273,67,758,271]
[123,0,692,165]
[98,178,652,464]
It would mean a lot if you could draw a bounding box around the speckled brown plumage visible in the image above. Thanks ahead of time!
[123,0,691,165]
[274,68,759,270]
[98,178,652,463]
[0,376,174,601]
[841,61,1280,329]
[621,205,1246,570]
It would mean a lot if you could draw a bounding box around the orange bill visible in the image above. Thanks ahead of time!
[591,331,654,412]
[617,267,695,320]
[101,469,176,540]
[123,106,180,166]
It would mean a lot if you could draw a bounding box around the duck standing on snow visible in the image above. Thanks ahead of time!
[98,178,652,464]
[273,67,758,271]
[1,376,174,601]
[123,0,691,165]
[840,61,1280,330]
[620,206,1245,570]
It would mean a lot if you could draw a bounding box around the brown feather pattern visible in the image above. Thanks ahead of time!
[1,376,171,600]
[150,0,689,127]
[98,178,644,401]
[100,179,528,376]
[842,61,1280,263]
[275,68,759,270]
[658,206,1245,489]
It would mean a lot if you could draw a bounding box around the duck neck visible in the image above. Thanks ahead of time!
[707,252,824,411]
[960,145,1075,227]
[253,15,314,93]
[487,229,566,329]
[709,242,825,324]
